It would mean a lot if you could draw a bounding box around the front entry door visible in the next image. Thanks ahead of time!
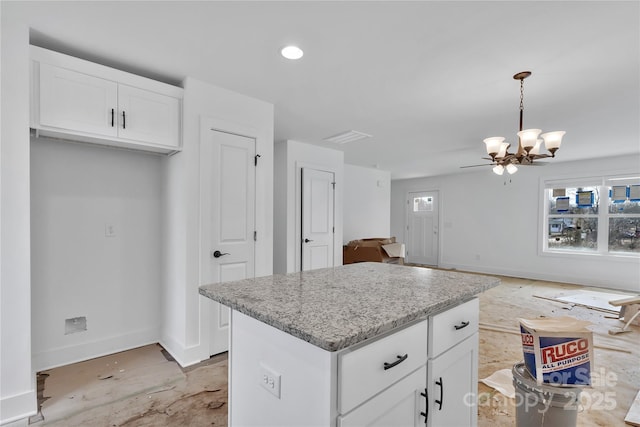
[201,127,256,356]
[406,191,439,266]
[301,168,335,271]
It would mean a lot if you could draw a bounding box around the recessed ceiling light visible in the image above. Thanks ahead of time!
[281,45,304,60]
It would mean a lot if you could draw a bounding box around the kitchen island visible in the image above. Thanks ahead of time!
[199,262,499,427]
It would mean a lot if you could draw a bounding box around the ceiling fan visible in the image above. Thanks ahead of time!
[461,71,565,175]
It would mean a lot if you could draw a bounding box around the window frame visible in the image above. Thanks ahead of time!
[540,173,640,261]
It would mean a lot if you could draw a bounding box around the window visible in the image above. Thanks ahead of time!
[543,175,640,257]
[413,196,433,212]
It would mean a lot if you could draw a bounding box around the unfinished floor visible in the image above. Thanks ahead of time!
[33,276,639,426]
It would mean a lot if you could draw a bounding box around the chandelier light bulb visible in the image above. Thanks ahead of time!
[517,129,542,150]
[477,71,565,175]
[541,131,566,151]
[529,139,543,155]
[497,142,509,158]
[484,137,505,156]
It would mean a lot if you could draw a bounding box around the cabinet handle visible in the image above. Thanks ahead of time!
[435,377,443,410]
[420,388,428,424]
[383,354,408,370]
[122,111,126,129]
[111,108,114,127]
[454,321,470,330]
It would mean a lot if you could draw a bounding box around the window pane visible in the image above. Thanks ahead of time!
[413,196,433,212]
[547,217,598,251]
[548,187,599,215]
[609,218,640,253]
[609,185,640,214]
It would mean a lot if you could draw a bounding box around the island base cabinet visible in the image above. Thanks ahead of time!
[338,366,427,427]
[427,333,479,427]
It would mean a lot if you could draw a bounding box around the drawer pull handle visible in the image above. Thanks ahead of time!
[420,388,428,424]
[435,377,443,410]
[454,321,470,330]
[383,354,408,370]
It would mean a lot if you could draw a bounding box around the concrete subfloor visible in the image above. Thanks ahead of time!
[33,275,639,426]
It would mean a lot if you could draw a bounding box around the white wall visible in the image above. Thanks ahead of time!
[1,5,274,422]
[273,140,343,274]
[1,7,36,424]
[391,155,640,292]
[343,164,391,243]
[161,77,273,367]
[30,139,162,371]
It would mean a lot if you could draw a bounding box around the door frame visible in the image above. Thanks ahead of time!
[404,188,441,266]
[199,115,259,358]
[294,161,338,272]
[301,167,336,271]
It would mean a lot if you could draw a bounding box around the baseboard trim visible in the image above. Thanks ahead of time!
[0,389,36,426]
[32,328,159,372]
[159,335,207,368]
[437,263,636,291]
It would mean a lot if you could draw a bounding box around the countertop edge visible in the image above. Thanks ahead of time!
[199,277,498,352]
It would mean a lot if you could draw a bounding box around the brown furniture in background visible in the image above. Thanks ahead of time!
[343,237,404,265]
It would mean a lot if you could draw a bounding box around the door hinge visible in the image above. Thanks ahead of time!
[333,226,335,233]
[254,231,257,241]
[254,154,261,166]
[331,182,336,190]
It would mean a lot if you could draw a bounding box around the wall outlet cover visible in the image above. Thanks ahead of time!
[259,362,281,399]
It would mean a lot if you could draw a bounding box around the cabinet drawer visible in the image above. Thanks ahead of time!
[339,319,428,415]
[338,365,426,427]
[429,298,478,358]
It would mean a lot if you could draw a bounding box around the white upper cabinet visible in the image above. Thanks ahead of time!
[117,84,180,146]
[31,46,183,154]
[39,63,119,137]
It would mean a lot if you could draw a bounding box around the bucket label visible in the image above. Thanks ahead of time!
[519,322,593,386]
[540,338,589,370]
[538,336,592,385]
[521,332,535,353]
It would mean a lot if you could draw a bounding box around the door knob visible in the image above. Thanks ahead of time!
[304,238,313,243]
[212,250,230,258]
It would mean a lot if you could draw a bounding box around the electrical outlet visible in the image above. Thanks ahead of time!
[259,362,281,399]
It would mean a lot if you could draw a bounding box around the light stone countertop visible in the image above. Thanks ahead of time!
[199,262,500,352]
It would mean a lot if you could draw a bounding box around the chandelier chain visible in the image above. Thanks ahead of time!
[519,78,524,112]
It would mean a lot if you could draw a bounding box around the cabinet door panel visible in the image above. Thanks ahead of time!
[118,84,180,147]
[339,366,426,427]
[428,333,478,427]
[39,63,118,137]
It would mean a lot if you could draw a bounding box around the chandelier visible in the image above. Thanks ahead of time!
[483,71,565,175]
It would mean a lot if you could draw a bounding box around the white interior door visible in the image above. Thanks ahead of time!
[201,128,255,356]
[301,168,335,271]
[406,191,439,266]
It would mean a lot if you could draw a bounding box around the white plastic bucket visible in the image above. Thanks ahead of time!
[512,362,582,427]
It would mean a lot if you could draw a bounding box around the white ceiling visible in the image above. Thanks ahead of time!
[10,1,640,179]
